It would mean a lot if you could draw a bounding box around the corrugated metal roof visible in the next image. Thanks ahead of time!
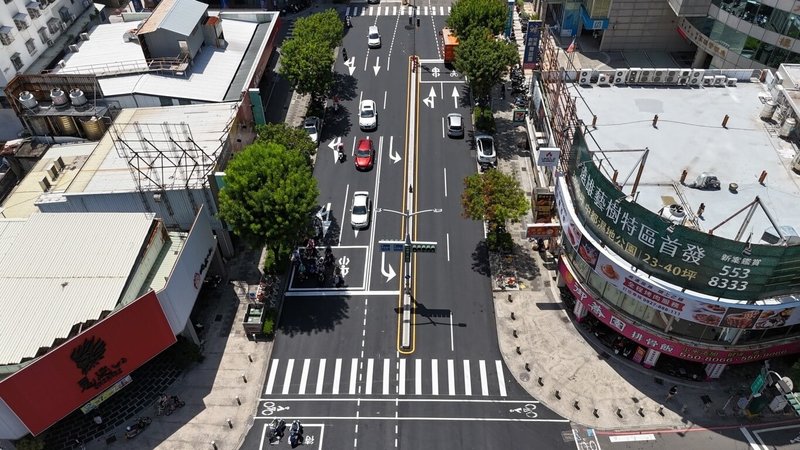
[57,103,237,194]
[0,212,155,365]
[137,0,207,36]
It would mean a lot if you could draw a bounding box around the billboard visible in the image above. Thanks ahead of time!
[568,129,800,300]
[559,260,800,364]
[0,292,175,436]
[522,20,542,69]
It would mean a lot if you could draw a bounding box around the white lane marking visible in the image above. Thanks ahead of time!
[339,184,349,246]
[285,289,399,297]
[365,358,375,395]
[383,358,390,395]
[608,434,656,442]
[415,359,422,395]
[387,9,400,71]
[332,358,342,395]
[383,90,388,110]
[479,360,489,396]
[265,359,279,395]
[365,135,385,291]
[431,359,439,396]
[463,360,472,396]
[282,359,295,395]
[399,359,406,395]
[443,167,447,197]
[316,359,326,395]
[495,360,507,397]
[449,311,454,350]
[298,358,311,395]
[256,416,569,423]
[447,359,456,396]
[349,358,359,395]
[446,233,450,262]
[740,427,768,450]
[441,116,445,138]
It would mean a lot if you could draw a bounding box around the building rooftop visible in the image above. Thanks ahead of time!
[574,81,800,244]
[136,0,207,36]
[0,212,155,365]
[56,15,268,102]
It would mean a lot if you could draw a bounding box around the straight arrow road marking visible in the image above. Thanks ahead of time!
[373,56,381,76]
[452,86,460,108]
[316,359,326,395]
[332,358,342,395]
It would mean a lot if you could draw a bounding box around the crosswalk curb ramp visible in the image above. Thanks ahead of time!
[264,358,508,398]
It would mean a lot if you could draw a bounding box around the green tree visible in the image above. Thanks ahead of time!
[279,38,335,99]
[446,0,508,39]
[461,169,528,226]
[15,436,45,450]
[454,31,518,98]
[256,122,317,164]
[293,9,344,49]
[218,142,319,253]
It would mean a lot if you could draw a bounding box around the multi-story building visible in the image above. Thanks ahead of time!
[540,0,800,70]
[0,0,96,99]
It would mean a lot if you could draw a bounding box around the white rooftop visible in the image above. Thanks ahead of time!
[574,81,800,243]
[0,212,155,365]
[56,18,259,102]
[37,103,236,198]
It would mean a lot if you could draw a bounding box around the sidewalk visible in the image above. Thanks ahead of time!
[487,9,797,432]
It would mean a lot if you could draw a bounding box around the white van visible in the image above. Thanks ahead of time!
[367,26,381,48]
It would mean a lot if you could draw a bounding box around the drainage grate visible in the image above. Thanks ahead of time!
[561,431,576,443]
[214,314,223,322]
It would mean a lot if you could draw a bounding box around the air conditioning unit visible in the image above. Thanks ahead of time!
[597,73,611,86]
[68,44,79,52]
[579,69,592,85]
[613,69,628,84]
[703,75,715,86]
[46,39,53,46]
[57,59,65,68]
[79,32,89,41]
[726,77,737,87]
[678,77,689,85]
[679,69,691,78]
[640,70,652,83]
[666,70,678,84]
[691,69,705,79]
[690,73,704,86]
[714,75,726,86]
[627,68,641,83]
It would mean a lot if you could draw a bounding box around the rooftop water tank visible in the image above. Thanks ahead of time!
[18,91,38,109]
[50,88,68,107]
[69,88,87,107]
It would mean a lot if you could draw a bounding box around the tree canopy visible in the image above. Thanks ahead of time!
[461,169,528,226]
[218,142,319,250]
[278,38,335,98]
[446,0,508,39]
[293,8,344,49]
[256,122,317,164]
[453,30,518,98]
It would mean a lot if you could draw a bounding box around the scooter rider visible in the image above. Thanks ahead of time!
[337,143,345,163]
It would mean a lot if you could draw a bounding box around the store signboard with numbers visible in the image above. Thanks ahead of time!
[523,20,542,69]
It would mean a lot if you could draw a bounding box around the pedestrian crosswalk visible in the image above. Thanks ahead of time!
[264,357,508,398]
[346,5,452,17]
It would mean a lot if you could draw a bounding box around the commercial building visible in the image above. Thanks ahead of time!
[546,58,800,380]
[0,209,217,439]
[539,0,800,70]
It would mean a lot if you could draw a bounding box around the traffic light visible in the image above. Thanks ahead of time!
[786,393,800,416]
[412,242,437,253]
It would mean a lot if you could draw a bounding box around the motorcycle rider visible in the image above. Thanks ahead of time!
[337,143,345,163]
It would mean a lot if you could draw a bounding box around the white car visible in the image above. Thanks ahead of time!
[303,116,321,144]
[475,134,497,168]
[350,191,371,229]
[359,99,377,131]
[367,25,381,48]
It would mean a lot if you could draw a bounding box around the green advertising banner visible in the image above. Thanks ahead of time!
[568,130,800,300]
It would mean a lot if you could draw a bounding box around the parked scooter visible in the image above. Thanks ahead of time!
[289,420,303,447]
[125,417,152,439]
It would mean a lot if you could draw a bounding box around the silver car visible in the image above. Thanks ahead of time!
[446,113,464,138]
[475,134,497,168]
[350,191,371,229]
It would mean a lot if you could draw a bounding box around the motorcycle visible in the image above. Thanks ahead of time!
[125,417,152,439]
[514,95,528,107]
[337,145,346,163]
[165,395,185,415]
[345,15,352,28]
[289,420,303,447]
[269,418,286,443]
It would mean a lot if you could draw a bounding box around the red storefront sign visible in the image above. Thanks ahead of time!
[0,291,176,436]
[559,259,800,365]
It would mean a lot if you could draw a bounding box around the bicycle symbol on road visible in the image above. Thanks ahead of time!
[509,403,537,418]
[450,70,460,77]
[261,401,290,416]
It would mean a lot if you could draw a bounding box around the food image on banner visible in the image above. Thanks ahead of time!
[753,308,795,329]
[688,303,726,327]
[577,235,600,268]
[721,307,761,329]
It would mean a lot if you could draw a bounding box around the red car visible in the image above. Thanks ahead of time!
[354,138,375,170]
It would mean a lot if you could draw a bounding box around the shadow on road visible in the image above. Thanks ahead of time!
[277,295,350,336]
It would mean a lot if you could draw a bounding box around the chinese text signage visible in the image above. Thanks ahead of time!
[568,129,800,300]
[523,20,542,69]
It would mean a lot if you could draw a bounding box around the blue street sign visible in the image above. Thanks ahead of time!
[380,243,390,252]
[379,240,406,252]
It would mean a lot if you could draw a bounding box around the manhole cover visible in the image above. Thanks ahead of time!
[520,373,530,382]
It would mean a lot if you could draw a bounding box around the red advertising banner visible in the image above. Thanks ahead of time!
[559,259,800,365]
[0,291,176,436]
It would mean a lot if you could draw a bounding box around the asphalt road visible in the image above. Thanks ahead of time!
[241,5,576,449]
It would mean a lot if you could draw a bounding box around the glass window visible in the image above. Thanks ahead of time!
[788,14,800,39]
[764,6,789,34]
[587,272,607,296]
[740,0,763,25]
[668,317,709,340]
[755,4,774,28]
[741,36,760,59]
[717,24,748,53]
[753,41,776,65]
[603,284,626,307]
[767,47,790,67]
